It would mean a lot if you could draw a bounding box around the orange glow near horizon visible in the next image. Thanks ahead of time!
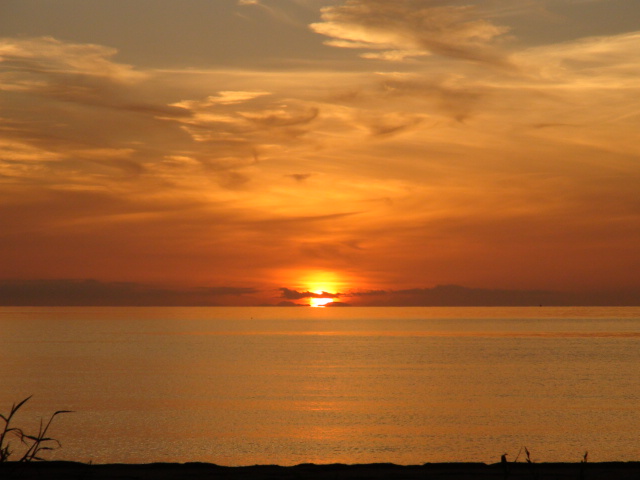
[299,271,343,307]
[302,271,346,294]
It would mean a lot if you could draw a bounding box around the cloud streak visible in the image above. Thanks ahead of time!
[275,285,640,306]
[0,279,260,306]
[279,288,340,300]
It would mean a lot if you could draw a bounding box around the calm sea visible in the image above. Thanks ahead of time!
[1,306,639,465]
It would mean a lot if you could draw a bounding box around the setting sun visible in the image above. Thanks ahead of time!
[310,297,335,308]
[301,271,343,307]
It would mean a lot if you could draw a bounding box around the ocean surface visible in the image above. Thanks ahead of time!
[1,306,639,465]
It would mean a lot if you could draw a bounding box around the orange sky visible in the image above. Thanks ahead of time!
[1,0,639,305]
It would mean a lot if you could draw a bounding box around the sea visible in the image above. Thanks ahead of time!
[1,306,639,465]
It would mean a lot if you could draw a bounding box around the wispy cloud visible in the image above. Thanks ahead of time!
[0,36,144,83]
[0,37,188,119]
[310,0,511,65]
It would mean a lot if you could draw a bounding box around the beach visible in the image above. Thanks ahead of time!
[3,461,640,480]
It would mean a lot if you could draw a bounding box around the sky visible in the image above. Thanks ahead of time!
[1,0,639,306]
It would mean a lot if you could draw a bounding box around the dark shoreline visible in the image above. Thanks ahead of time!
[3,461,640,479]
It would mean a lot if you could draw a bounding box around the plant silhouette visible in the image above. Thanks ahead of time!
[0,396,72,462]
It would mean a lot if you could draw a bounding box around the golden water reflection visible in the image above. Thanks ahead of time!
[0,306,639,465]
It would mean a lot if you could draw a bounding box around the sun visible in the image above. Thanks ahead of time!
[306,272,339,307]
[282,270,351,307]
[310,296,335,308]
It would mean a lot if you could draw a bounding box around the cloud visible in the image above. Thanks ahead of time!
[0,279,261,306]
[206,286,258,296]
[391,284,558,306]
[349,289,387,296]
[250,211,362,227]
[0,36,144,84]
[286,173,313,182]
[236,0,312,28]
[276,300,308,306]
[344,285,640,306]
[279,287,341,299]
[172,91,270,108]
[0,37,187,118]
[0,138,62,164]
[519,31,640,85]
[363,112,424,136]
[0,38,304,191]
[310,0,511,65]
[324,301,351,306]
[2,280,636,306]
[163,91,321,151]
[242,106,319,128]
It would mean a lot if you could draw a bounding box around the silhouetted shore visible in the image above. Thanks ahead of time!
[3,461,640,479]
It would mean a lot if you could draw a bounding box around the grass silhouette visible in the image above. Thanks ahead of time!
[501,447,592,480]
[0,396,71,462]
